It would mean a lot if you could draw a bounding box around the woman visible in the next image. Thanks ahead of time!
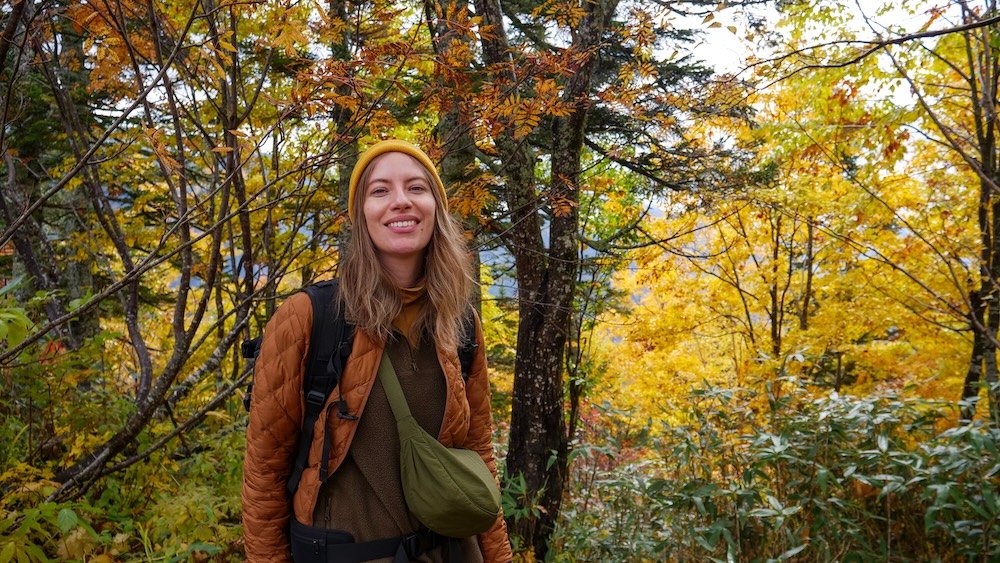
[242,140,513,562]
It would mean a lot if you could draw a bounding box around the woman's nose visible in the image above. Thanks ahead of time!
[390,186,412,208]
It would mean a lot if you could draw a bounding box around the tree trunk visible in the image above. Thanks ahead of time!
[470,0,552,552]
[800,219,814,330]
[962,287,987,422]
[429,0,481,313]
[770,215,782,357]
[473,0,617,555]
[988,176,1000,428]
[332,0,357,258]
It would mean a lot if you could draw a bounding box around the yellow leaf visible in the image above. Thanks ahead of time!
[218,39,237,52]
[211,146,234,154]
[314,0,333,26]
[205,410,232,422]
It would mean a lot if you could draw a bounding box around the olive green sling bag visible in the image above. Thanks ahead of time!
[377,351,502,538]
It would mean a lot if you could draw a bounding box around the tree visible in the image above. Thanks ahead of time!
[472,0,641,553]
[886,2,1000,426]
[761,0,1000,425]
[604,3,983,425]
[470,0,744,554]
[0,0,436,505]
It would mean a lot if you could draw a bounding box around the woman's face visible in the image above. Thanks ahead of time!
[362,152,437,274]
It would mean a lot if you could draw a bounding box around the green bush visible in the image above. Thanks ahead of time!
[553,379,1000,561]
[0,408,246,562]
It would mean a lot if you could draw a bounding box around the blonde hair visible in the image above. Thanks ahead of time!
[339,152,475,351]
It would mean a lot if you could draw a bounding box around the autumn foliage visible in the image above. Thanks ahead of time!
[1,0,999,560]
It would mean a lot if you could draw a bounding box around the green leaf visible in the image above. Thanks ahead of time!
[692,496,707,515]
[186,543,222,556]
[0,542,15,563]
[817,467,830,492]
[5,322,26,348]
[782,505,802,516]
[0,309,30,347]
[984,488,999,513]
[0,275,26,297]
[779,543,807,560]
[694,533,717,551]
[56,508,79,534]
[924,506,938,531]
[22,545,46,562]
[970,502,991,519]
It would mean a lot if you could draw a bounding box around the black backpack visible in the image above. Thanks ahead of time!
[241,279,479,494]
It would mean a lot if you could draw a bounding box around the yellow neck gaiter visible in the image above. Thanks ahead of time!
[393,284,427,347]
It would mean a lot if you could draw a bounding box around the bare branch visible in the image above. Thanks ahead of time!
[748,13,1000,89]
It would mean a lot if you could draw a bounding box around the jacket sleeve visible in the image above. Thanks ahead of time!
[465,313,514,563]
[242,293,312,562]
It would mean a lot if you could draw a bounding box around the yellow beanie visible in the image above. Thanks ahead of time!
[347,140,447,219]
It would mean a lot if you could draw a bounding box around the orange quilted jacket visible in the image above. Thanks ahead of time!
[242,292,513,562]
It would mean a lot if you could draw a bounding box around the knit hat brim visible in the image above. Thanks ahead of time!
[347,140,447,220]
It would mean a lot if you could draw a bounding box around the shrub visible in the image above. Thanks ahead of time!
[552,378,1000,560]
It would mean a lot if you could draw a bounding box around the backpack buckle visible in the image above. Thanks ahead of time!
[242,383,253,412]
[241,337,260,359]
[305,389,326,408]
[400,532,423,558]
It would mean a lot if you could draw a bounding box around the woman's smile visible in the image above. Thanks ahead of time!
[386,217,419,230]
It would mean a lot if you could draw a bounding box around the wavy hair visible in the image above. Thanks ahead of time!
[339,152,475,351]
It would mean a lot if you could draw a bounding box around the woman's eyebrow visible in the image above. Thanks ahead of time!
[368,175,428,184]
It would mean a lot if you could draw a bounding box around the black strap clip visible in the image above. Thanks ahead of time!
[336,399,358,420]
[305,389,326,409]
[400,532,424,559]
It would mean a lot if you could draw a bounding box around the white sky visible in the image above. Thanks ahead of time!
[687,1,958,76]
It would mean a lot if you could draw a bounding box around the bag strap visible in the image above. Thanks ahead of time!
[457,309,478,381]
[240,335,261,412]
[294,304,476,492]
[287,279,354,494]
[381,311,479,416]
[376,351,413,423]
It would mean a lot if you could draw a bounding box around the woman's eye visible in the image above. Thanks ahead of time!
[369,186,388,196]
[409,184,427,192]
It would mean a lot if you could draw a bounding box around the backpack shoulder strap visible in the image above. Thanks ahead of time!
[457,308,479,381]
[286,279,354,494]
